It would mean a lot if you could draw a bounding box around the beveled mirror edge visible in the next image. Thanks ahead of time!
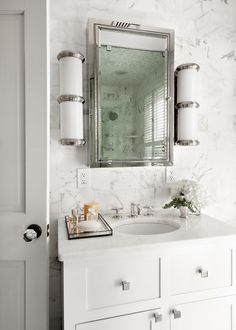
[87,18,175,168]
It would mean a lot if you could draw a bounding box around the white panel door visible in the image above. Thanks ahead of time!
[76,309,163,330]
[0,0,49,330]
[170,296,236,330]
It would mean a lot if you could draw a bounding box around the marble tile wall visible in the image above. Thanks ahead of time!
[50,0,236,328]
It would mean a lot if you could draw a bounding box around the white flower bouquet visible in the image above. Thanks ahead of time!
[163,179,208,214]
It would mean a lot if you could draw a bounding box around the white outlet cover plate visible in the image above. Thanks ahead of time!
[77,168,91,188]
[165,167,176,184]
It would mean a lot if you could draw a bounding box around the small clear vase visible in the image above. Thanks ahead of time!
[179,206,189,219]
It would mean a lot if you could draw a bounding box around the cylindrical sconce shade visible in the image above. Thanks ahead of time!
[177,108,198,143]
[58,96,85,145]
[175,63,200,146]
[57,51,85,96]
[176,63,199,105]
[57,50,86,146]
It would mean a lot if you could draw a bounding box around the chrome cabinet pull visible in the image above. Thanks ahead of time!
[153,312,162,323]
[197,267,209,278]
[121,281,130,291]
[172,309,181,319]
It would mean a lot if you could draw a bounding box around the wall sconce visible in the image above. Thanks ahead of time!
[57,50,86,146]
[175,63,200,146]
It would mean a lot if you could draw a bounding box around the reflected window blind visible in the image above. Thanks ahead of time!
[144,73,168,160]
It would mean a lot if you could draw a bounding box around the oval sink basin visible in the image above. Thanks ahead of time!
[114,220,180,236]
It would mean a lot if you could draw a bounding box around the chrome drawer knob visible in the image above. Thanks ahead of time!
[154,312,162,323]
[172,309,181,319]
[121,281,130,291]
[197,267,209,278]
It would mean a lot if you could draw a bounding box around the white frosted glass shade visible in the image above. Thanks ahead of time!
[59,56,83,95]
[60,101,83,140]
[177,69,199,104]
[177,108,197,141]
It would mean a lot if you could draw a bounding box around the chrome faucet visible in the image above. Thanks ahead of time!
[112,207,123,219]
[137,204,142,216]
[143,205,153,216]
[130,203,138,217]
[130,203,153,217]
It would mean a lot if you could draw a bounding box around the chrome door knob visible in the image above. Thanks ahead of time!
[23,224,42,242]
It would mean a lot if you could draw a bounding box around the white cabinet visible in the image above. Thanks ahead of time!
[61,239,236,330]
[170,296,236,330]
[76,309,163,330]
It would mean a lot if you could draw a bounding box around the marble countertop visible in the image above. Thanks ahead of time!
[58,210,236,261]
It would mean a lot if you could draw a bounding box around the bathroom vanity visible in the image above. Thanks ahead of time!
[58,212,236,330]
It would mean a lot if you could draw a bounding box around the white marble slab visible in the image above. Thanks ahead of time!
[58,211,236,261]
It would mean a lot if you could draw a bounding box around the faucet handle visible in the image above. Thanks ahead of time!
[112,207,123,219]
[143,205,154,216]
[137,204,142,215]
[130,203,137,217]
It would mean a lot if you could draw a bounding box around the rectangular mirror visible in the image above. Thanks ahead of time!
[88,19,174,167]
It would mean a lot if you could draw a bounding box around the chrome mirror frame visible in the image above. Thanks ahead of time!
[88,18,174,168]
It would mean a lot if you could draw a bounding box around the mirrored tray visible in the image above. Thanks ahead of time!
[65,213,113,240]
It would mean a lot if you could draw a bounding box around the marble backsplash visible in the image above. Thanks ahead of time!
[50,0,236,328]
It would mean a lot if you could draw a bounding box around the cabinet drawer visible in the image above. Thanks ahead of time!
[170,296,236,330]
[170,247,232,295]
[76,309,162,330]
[85,257,160,310]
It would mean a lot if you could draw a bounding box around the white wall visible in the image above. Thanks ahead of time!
[50,0,236,328]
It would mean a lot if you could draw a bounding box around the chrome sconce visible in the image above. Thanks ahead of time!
[175,63,200,146]
[57,51,86,146]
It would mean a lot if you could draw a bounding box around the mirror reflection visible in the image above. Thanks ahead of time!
[90,22,174,167]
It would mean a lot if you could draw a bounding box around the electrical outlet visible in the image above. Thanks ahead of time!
[165,167,176,184]
[77,168,91,188]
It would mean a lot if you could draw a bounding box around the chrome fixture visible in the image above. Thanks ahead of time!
[57,50,86,146]
[130,203,138,218]
[172,309,182,319]
[89,18,174,168]
[112,207,123,219]
[137,204,142,216]
[57,50,85,62]
[176,101,199,109]
[57,95,85,104]
[143,205,154,216]
[130,203,143,217]
[111,21,140,29]
[121,281,130,291]
[130,203,153,217]
[153,311,162,323]
[197,267,209,278]
[175,62,200,146]
[112,21,130,28]
[23,224,42,242]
